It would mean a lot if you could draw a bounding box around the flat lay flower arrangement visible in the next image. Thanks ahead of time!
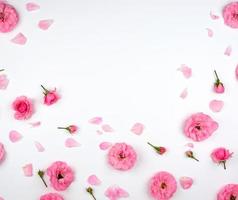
[0,0,238,200]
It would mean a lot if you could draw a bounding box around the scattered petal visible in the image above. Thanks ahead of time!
[22,163,33,177]
[0,197,4,200]
[9,130,22,143]
[65,138,80,148]
[185,143,194,148]
[105,186,129,200]
[101,124,114,132]
[0,74,9,90]
[87,175,101,186]
[96,130,103,135]
[180,88,188,99]
[11,33,27,45]
[29,121,41,127]
[210,11,220,20]
[34,141,45,152]
[99,142,112,150]
[224,46,232,56]
[235,64,238,80]
[89,117,103,125]
[206,28,213,37]
[26,2,40,11]
[38,19,54,30]
[178,64,192,78]
[130,123,144,135]
[209,100,224,112]
[179,177,193,190]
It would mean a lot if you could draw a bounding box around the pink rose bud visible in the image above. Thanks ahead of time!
[41,85,60,106]
[211,147,233,170]
[214,70,225,93]
[185,150,199,162]
[58,125,78,134]
[147,142,167,155]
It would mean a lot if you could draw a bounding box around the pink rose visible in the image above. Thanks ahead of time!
[40,193,64,200]
[108,143,137,171]
[12,96,34,120]
[217,184,238,200]
[47,161,74,191]
[0,142,5,163]
[149,171,177,200]
[58,125,78,134]
[183,112,218,141]
[214,70,225,94]
[0,2,19,33]
[41,85,60,106]
[223,2,238,29]
[211,147,233,170]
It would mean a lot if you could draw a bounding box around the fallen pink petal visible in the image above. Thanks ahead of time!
[22,163,33,177]
[224,46,232,56]
[89,117,103,125]
[9,130,22,143]
[0,74,9,90]
[29,121,41,127]
[102,124,114,132]
[87,175,101,186]
[130,123,144,135]
[34,141,45,152]
[105,186,129,200]
[209,100,224,112]
[235,64,238,80]
[65,138,80,148]
[178,64,192,78]
[206,28,213,37]
[99,142,112,150]
[38,19,54,30]
[180,88,188,99]
[179,176,193,189]
[11,33,27,45]
[210,11,220,20]
[185,143,194,148]
[26,2,40,11]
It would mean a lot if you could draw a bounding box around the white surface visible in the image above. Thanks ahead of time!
[0,0,238,199]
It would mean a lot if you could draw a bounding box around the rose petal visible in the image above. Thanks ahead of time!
[22,163,33,177]
[185,143,194,148]
[29,121,41,127]
[130,123,144,135]
[235,64,238,80]
[38,19,54,30]
[9,130,22,143]
[180,88,188,99]
[0,197,4,200]
[65,138,80,148]
[89,117,103,125]
[179,177,193,189]
[99,142,112,150]
[26,2,40,11]
[87,175,101,185]
[101,124,114,132]
[34,141,45,152]
[224,46,232,56]
[0,74,9,90]
[209,100,224,112]
[206,28,213,37]
[105,186,129,200]
[178,64,192,78]
[210,11,219,20]
[11,33,27,45]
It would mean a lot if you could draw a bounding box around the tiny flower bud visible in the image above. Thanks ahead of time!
[185,150,199,162]
[58,125,78,134]
[147,142,167,155]
[86,187,97,200]
[37,170,48,187]
[214,70,225,93]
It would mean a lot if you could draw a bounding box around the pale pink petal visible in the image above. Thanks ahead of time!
[209,100,224,112]
[235,64,238,80]
[178,64,192,78]
[0,196,4,200]
[89,117,103,125]
[65,138,80,148]
[0,74,9,90]
[210,11,220,20]
[22,163,33,177]
[99,142,112,150]
[179,177,193,190]
[87,175,101,186]
[130,123,144,135]
[185,143,194,148]
[9,130,22,143]
[29,121,41,127]
[11,33,27,45]
[180,88,188,99]
[224,46,232,56]
[105,186,129,200]
[206,28,213,37]
[102,124,114,132]
[34,141,45,152]
[38,19,54,30]
[26,2,40,11]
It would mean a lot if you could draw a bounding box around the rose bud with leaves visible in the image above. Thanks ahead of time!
[185,150,199,162]
[86,187,97,200]
[58,125,78,134]
[41,85,59,106]
[214,70,225,93]
[211,147,233,170]
[147,142,166,155]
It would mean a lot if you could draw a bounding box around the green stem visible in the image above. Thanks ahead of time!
[192,156,199,162]
[0,69,4,72]
[41,85,49,93]
[57,127,67,130]
[147,142,156,148]
[214,70,220,82]
[222,161,226,170]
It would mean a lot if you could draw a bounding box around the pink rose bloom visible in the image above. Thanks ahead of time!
[41,85,59,106]
[0,2,19,33]
[108,143,137,171]
[12,96,34,120]
[183,112,218,142]
[0,142,5,163]
[40,193,64,200]
[149,171,177,200]
[217,184,238,200]
[223,2,238,28]
[47,161,74,191]
[211,147,233,170]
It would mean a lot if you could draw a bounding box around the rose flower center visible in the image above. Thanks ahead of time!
[233,13,238,20]
[118,152,126,159]
[57,173,64,180]
[0,12,4,22]
[160,182,167,189]
[17,102,27,112]
[230,195,236,200]
[195,125,201,130]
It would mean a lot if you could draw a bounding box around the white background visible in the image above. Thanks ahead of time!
[0,0,238,199]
